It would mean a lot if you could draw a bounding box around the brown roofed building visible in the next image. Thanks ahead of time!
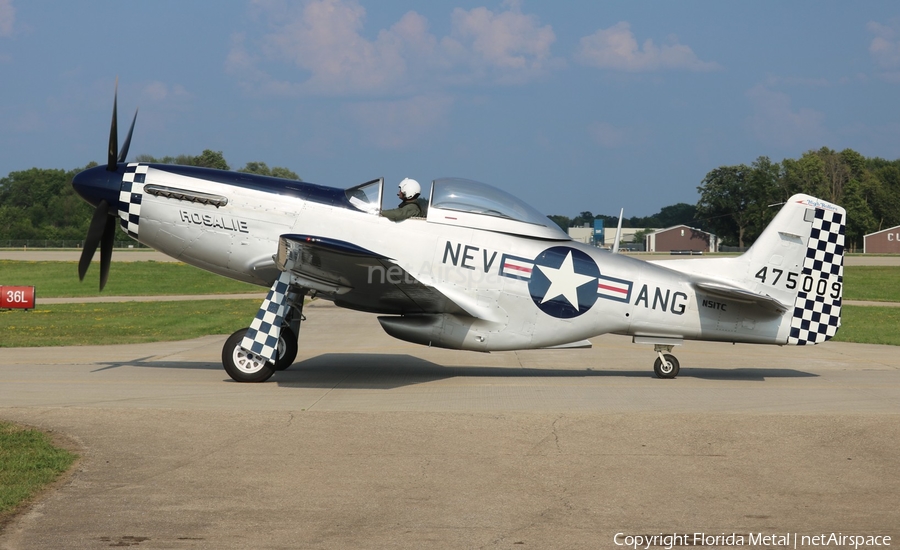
[864,225,900,254]
[646,225,718,253]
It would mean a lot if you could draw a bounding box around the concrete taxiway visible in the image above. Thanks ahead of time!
[1,300,898,549]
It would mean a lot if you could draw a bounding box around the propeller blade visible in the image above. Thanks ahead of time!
[99,214,117,291]
[107,78,119,171]
[117,107,139,163]
[78,200,110,281]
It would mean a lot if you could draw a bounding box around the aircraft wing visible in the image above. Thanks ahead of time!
[275,234,468,315]
[693,281,789,313]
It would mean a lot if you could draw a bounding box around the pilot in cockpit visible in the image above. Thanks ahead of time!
[382,178,427,221]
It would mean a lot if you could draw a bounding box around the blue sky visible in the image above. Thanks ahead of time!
[2,1,899,217]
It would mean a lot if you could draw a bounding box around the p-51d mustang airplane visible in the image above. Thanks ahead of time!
[73,87,845,382]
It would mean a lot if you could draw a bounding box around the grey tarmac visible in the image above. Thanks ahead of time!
[1,301,898,549]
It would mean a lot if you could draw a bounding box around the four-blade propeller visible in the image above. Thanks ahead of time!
[78,78,138,291]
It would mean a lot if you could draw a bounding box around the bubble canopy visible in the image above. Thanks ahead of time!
[428,178,569,239]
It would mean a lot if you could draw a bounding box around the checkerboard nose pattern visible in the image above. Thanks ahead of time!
[788,207,845,345]
[119,163,148,239]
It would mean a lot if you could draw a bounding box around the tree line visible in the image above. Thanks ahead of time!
[695,148,899,250]
[2,146,898,251]
[548,203,698,234]
[548,147,900,251]
[0,150,299,242]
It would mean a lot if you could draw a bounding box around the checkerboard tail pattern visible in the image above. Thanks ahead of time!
[788,207,845,345]
[241,272,293,362]
[118,163,148,239]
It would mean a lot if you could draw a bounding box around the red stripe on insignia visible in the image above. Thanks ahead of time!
[597,282,627,294]
[505,264,532,274]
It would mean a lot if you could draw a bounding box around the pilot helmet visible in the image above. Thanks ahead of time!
[398,178,421,200]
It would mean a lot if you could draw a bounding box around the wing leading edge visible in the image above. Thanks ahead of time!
[275,234,466,315]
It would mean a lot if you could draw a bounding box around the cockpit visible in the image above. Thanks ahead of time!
[345,177,569,240]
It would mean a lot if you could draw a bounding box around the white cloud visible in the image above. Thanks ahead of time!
[445,1,557,81]
[868,21,900,68]
[227,0,559,96]
[867,20,900,82]
[575,22,719,72]
[745,84,827,149]
[0,0,14,37]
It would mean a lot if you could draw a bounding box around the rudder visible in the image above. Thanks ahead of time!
[786,201,845,345]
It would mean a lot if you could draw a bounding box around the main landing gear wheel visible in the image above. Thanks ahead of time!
[222,327,296,383]
[653,354,680,379]
[272,326,298,371]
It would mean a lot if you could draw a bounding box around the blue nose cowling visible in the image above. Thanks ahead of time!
[72,164,123,209]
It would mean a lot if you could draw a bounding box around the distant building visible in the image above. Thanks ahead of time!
[646,225,718,253]
[603,228,652,248]
[567,227,594,244]
[864,225,900,254]
[567,226,655,248]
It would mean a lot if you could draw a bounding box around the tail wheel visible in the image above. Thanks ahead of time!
[222,328,275,383]
[653,354,680,379]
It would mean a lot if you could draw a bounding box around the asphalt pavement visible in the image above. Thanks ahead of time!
[1,300,898,549]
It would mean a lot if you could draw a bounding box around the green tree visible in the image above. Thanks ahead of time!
[868,158,900,231]
[747,156,782,236]
[569,211,595,228]
[194,150,229,170]
[696,164,754,247]
[546,215,570,231]
[135,149,229,170]
[0,166,94,240]
[780,152,825,199]
[656,203,697,228]
[238,161,301,180]
[842,178,877,251]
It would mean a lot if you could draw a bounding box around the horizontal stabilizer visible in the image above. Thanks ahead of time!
[694,281,788,313]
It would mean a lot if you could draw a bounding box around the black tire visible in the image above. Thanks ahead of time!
[272,326,298,371]
[222,328,276,383]
[653,354,680,379]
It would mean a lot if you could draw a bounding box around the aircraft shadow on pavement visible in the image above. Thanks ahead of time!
[272,353,817,389]
[91,356,222,373]
[89,354,817,386]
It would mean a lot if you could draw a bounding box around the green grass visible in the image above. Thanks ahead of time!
[0,421,77,518]
[0,261,899,348]
[832,305,900,346]
[842,266,900,302]
[0,299,261,347]
[0,260,263,298]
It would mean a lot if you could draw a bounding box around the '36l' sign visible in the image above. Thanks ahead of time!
[0,286,35,310]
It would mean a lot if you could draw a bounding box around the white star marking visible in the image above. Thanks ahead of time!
[536,251,596,308]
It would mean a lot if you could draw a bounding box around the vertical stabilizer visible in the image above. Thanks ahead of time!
[785,198,845,344]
